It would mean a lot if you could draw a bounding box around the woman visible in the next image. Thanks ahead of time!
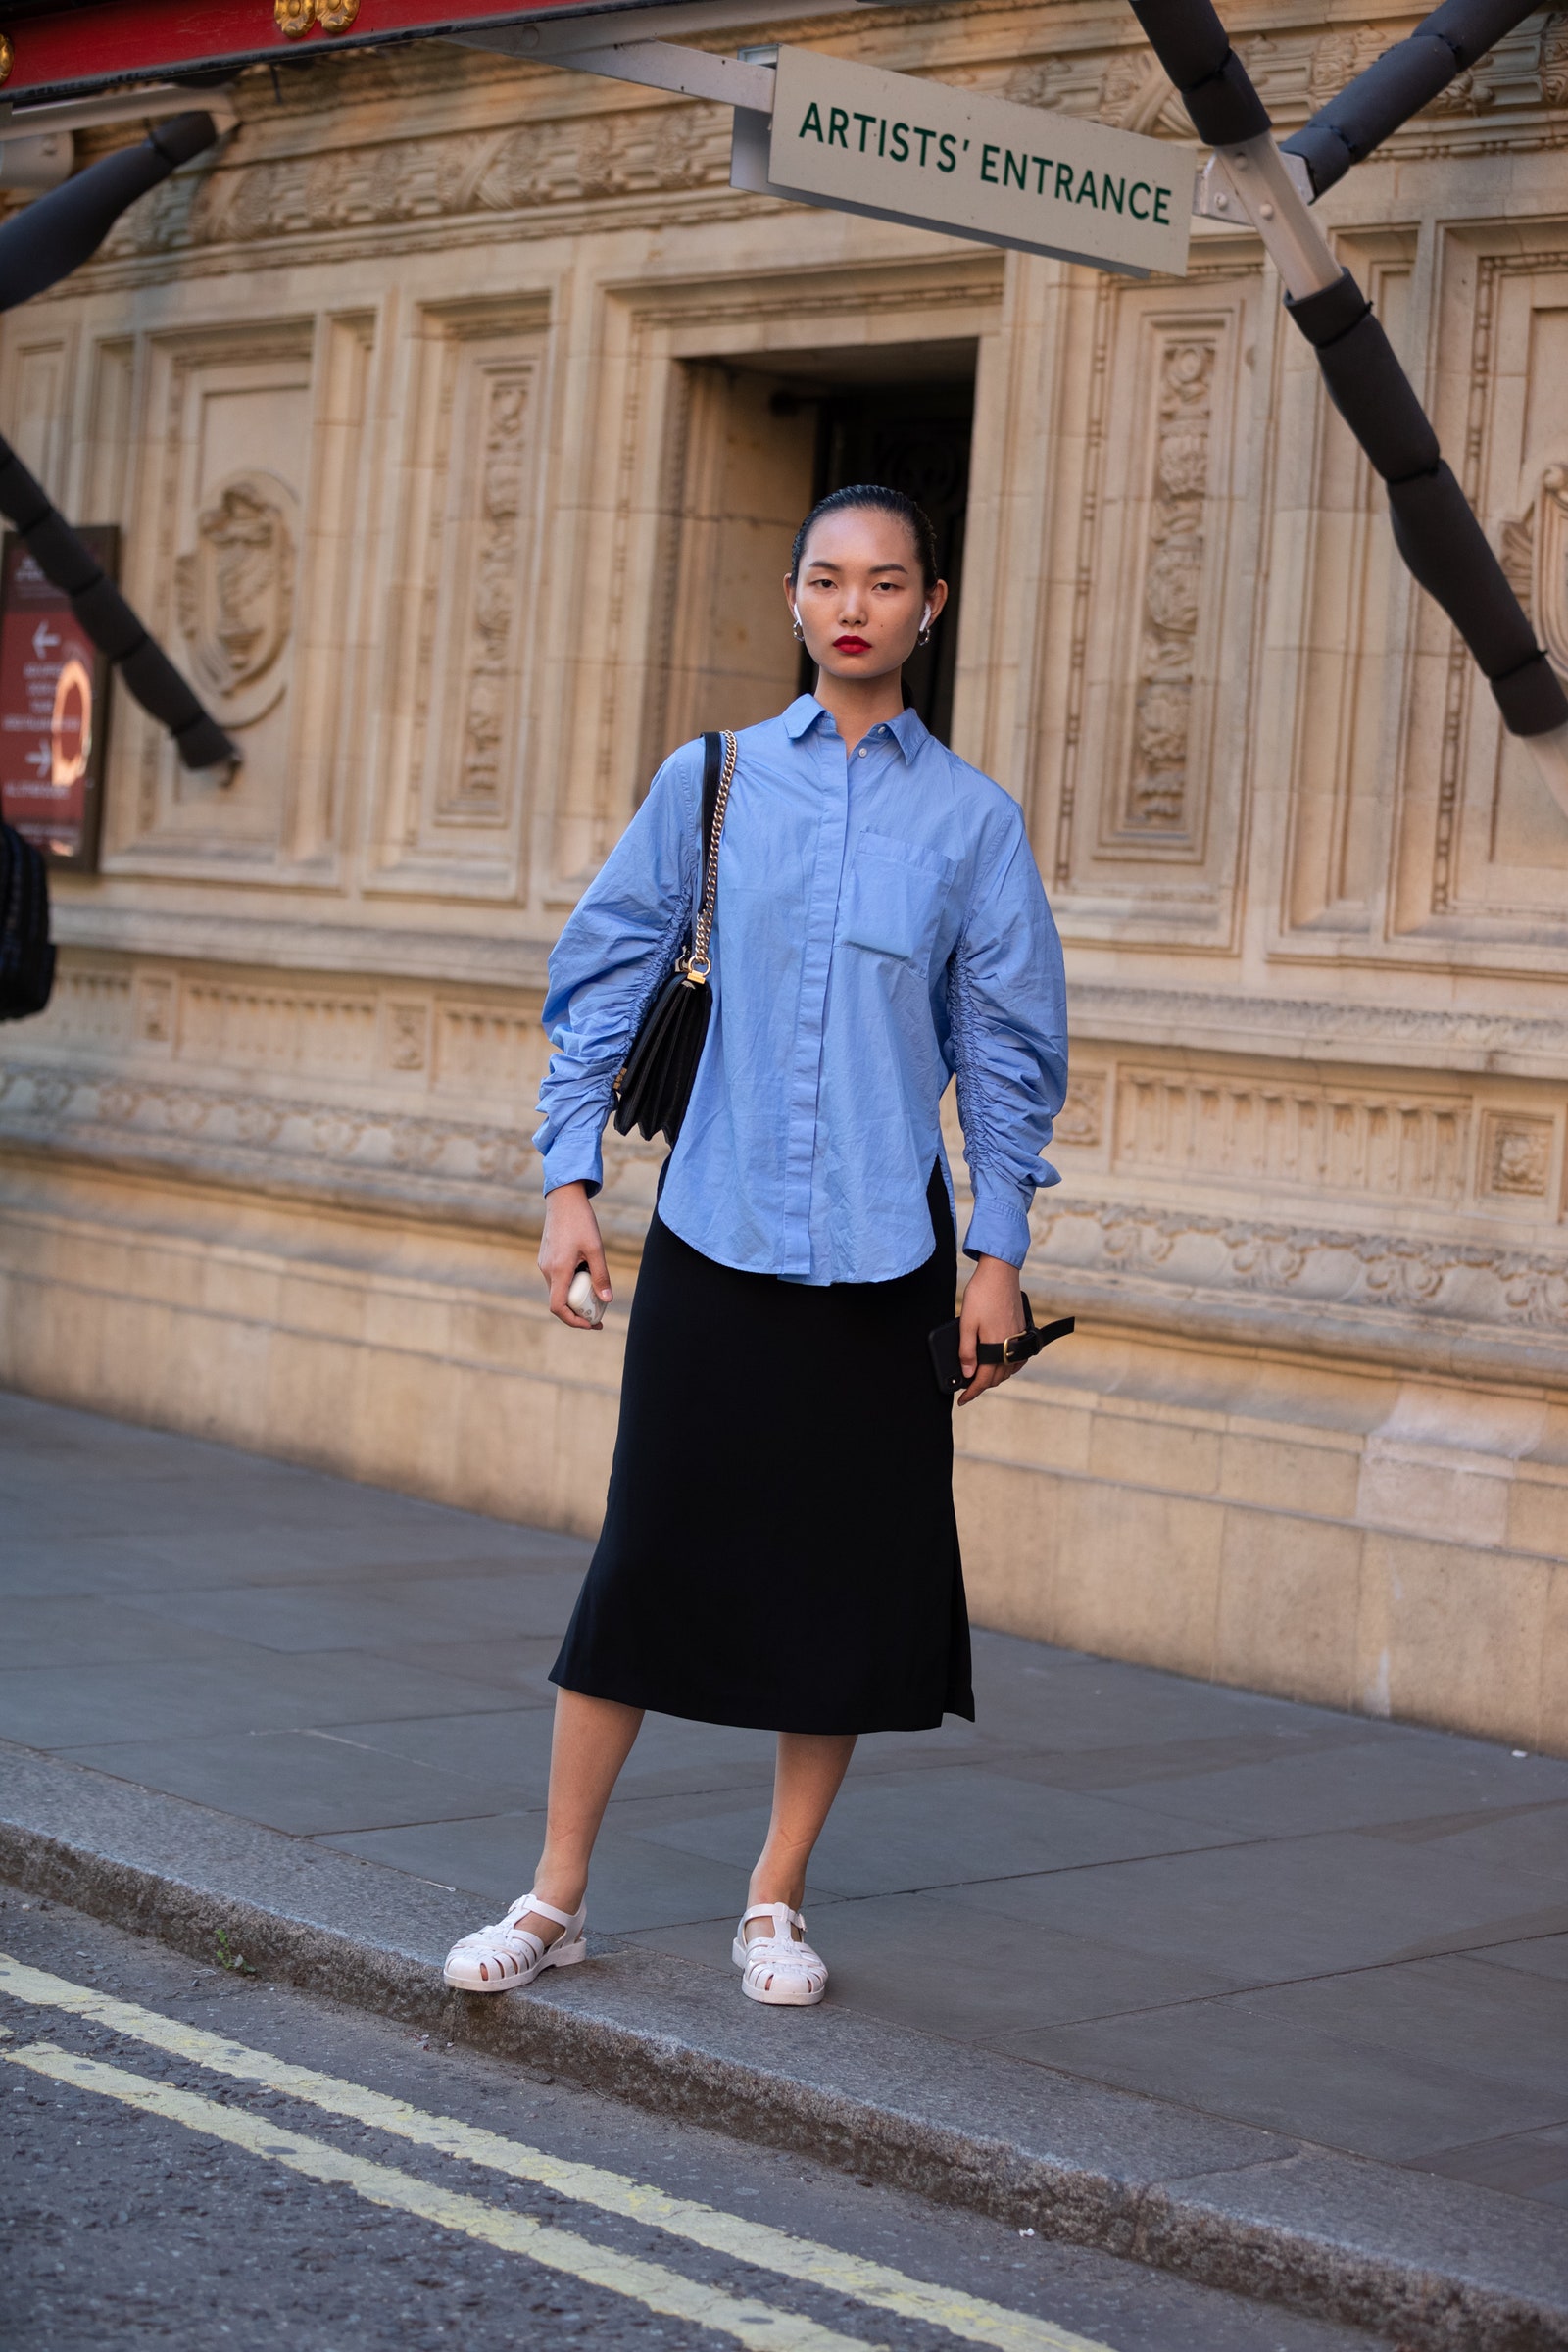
[444,484,1067,2008]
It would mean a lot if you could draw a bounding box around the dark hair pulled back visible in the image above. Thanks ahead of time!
[789,482,940,593]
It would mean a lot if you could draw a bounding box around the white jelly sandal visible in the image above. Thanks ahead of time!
[732,1902,828,2006]
[443,1890,587,1993]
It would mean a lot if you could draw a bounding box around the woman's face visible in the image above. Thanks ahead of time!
[785,508,948,686]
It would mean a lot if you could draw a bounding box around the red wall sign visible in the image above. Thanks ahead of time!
[0,527,117,870]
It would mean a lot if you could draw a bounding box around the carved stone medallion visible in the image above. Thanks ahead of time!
[174,469,299,728]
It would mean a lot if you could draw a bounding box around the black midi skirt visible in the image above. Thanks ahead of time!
[550,1164,973,1735]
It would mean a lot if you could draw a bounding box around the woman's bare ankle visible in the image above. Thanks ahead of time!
[518,1868,587,1944]
[744,1873,806,1940]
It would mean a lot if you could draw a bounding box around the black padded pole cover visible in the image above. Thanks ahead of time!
[1286,277,1441,484]
[1283,123,1355,197]
[1413,0,1542,65]
[1283,0,1540,193]
[170,712,237,769]
[1489,653,1568,737]
[0,112,218,315]
[67,573,142,662]
[1387,465,1541,677]
[1284,271,1568,736]
[147,111,223,170]
[1128,0,1272,144]
[1388,463,1568,732]
[0,447,49,532]
[1284,269,1371,347]
[117,638,206,733]
[0,437,238,769]
[16,510,101,596]
[1317,321,1442,484]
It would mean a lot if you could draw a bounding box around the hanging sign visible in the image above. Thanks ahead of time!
[0,526,117,869]
[740,47,1191,280]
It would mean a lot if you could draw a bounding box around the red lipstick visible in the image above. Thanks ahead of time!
[834,635,871,653]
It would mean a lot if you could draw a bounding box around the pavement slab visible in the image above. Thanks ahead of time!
[2,1386,1566,2350]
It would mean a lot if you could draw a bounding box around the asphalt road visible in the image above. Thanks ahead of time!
[0,1892,1395,2352]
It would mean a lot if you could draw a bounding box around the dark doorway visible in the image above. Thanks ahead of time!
[778,370,975,748]
[812,381,973,746]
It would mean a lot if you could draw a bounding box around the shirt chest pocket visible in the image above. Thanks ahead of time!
[838,832,956,967]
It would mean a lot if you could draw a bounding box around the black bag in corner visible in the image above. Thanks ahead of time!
[0,820,56,1022]
[612,728,737,1148]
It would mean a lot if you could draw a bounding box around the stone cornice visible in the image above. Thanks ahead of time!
[0,1061,549,1238]
[1067,982,1568,1076]
[48,903,555,991]
[38,924,1568,1068]
[1027,1189,1568,1387]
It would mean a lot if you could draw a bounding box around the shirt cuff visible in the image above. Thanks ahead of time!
[962,1171,1034,1267]
[536,1119,605,1199]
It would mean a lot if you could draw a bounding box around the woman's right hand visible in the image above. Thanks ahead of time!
[539,1181,612,1328]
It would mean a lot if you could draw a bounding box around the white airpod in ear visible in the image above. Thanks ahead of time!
[921,607,931,629]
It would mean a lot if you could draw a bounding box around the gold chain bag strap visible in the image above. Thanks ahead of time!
[612,728,737,1147]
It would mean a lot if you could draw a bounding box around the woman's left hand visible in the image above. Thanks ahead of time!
[956,1255,1027,1407]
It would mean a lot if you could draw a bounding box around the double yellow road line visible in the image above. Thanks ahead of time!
[0,1953,1110,2352]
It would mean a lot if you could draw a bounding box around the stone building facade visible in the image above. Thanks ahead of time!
[1,0,1565,1752]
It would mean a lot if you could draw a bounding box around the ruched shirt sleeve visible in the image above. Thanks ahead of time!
[532,743,702,1197]
[947,802,1069,1267]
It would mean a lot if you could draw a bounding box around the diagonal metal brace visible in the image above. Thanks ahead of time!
[1282,0,1544,198]
[0,439,237,777]
[1129,0,1568,815]
[0,111,239,780]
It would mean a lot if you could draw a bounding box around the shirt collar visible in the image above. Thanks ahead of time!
[784,694,827,739]
[885,704,929,760]
[784,695,931,760]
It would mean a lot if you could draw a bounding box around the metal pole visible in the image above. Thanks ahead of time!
[1130,0,1568,809]
[0,110,239,775]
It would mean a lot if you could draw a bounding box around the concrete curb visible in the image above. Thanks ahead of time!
[3,1778,1565,2352]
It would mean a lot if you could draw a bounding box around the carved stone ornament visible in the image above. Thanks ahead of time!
[1123,340,1214,834]
[1054,1072,1107,1150]
[174,469,299,727]
[1097,51,1189,137]
[1482,1112,1554,1200]
[1535,465,1568,678]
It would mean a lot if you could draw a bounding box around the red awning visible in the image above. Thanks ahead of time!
[0,0,675,105]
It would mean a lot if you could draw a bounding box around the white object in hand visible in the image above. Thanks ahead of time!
[566,1267,605,1326]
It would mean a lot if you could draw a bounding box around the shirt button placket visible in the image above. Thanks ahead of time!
[782,733,847,1275]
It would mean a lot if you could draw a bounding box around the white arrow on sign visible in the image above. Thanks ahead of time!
[31,621,60,659]
[24,743,52,774]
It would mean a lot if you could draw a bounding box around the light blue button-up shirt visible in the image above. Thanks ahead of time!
[535,696,1068,1285]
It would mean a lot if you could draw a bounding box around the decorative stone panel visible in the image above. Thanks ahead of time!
[100,309,376,880]
[1113,1070,1471,1205]
[370,296,550,899]
[1042,257,1261,942]
[1389,227,1568,952]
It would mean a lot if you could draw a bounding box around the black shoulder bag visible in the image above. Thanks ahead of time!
[612,728,737,1148]
[0,820,56,1023]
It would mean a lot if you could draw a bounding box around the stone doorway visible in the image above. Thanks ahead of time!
[796,367,975,748]
[655,340,977,764]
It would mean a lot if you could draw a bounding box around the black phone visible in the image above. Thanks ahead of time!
[927,1307,1075,1395]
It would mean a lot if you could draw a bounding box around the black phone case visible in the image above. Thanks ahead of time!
[927,1310,1075,1395]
